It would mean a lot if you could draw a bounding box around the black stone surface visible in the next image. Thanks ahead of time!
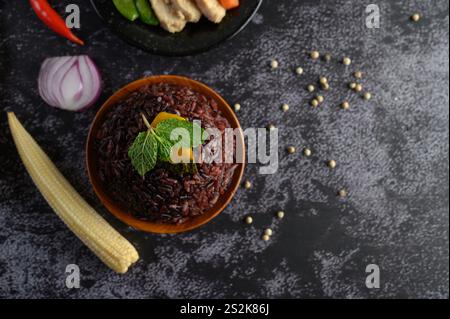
[0,0,448,299]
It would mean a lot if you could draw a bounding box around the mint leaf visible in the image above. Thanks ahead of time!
[157,136,174,162]
[128,131,158,177]
[128,115,207,176]
[155,118,207,148]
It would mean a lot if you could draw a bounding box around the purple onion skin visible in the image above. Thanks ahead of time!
[77,56,102,112]
[38,55,102,112]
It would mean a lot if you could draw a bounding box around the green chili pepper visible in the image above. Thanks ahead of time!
[135,0,159,25]
[112,0,139,21]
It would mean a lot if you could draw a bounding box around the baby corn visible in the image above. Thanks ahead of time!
[8,112,139,274]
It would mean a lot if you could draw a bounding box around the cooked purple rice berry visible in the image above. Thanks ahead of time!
[95,83,237,225]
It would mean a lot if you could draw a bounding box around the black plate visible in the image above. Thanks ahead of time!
[91,0,262,56]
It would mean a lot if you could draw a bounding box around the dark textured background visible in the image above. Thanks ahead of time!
[0,0,448,299]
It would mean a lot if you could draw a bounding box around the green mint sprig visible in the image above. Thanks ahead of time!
[128,114,207,177]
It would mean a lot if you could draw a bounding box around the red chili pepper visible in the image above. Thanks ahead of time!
[30,0,84,45]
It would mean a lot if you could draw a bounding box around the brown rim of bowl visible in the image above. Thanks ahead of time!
[86,75,246,234]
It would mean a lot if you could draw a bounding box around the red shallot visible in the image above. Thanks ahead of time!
[38,56,101,111]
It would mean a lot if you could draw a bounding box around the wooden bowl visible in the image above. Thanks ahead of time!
[86,76,245,234]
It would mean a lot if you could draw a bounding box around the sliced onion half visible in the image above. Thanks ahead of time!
[38,55,102,112]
